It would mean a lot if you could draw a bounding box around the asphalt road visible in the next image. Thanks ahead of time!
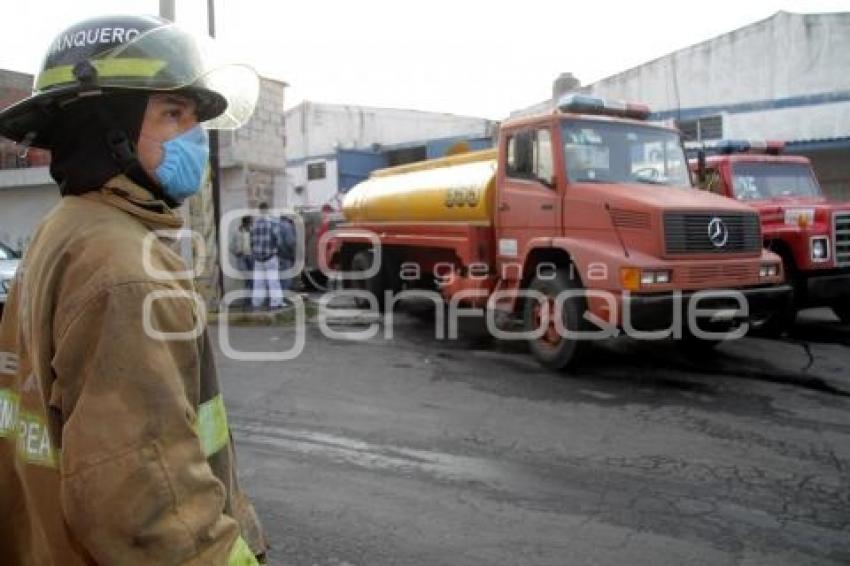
[213,306,850,566]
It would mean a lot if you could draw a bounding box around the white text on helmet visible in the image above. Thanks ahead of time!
[49,27,141,56]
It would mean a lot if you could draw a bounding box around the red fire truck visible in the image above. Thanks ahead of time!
[327,95,791,369]
[689,140,850,332]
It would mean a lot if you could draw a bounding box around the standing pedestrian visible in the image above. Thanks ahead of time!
[230,214,254,306]
[278,214,297,299]
[250,202,284,310]
[0,15,266,564]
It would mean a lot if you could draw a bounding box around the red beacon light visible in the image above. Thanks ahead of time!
[557,93,651,120]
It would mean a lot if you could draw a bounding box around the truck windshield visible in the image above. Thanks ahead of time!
[731,163,821,200]
[561,119,689,187]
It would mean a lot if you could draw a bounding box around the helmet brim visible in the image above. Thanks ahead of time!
[0,85,229,149]
[0,86,80,148]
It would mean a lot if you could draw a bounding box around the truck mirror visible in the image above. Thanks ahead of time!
[697,149,706,185]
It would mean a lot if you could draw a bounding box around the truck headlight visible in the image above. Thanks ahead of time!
[811,236,830,262]
[622,268,672,290]
[759,264,779,278]
[635,269,672,286]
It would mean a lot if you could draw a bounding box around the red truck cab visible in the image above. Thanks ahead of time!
[689,140,850,329]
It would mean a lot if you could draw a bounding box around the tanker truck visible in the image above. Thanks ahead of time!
[327,94,792,370]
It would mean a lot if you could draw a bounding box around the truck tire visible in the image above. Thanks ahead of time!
[752,253,798,337]
[753,302,797,338]
[524,268,588,370]
[348,249,400,312]
[349,249,384,310]
[831,300,850,324]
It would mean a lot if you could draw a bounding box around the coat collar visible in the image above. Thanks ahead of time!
[82,175,184,230]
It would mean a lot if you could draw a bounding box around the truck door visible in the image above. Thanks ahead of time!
[496,127,560,279]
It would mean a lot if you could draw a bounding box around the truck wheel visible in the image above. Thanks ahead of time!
[753,253,798,337]
[524,268,588,370]
[348,249,399,312]
[753,303,797,338]
[301,269,328,291]
[831,300,850,324]
[349,249,385,310]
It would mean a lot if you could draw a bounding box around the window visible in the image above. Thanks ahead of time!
[506,128,555,187]
[386,146,427,167]
[561,119,689,187]
[307,161,326,181]
[677,115,723,141]
[731,163,821,200]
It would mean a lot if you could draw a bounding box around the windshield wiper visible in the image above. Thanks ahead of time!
[572,177,606,183]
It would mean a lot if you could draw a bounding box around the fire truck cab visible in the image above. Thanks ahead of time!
[689,140,850,330]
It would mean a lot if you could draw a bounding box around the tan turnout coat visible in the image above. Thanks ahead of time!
[0,176,266,565]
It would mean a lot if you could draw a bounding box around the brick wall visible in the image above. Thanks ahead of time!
[0,69,50,169]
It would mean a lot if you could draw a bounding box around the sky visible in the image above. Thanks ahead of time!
[0,0,848,119]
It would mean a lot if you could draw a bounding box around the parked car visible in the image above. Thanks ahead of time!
[0,241,21,316]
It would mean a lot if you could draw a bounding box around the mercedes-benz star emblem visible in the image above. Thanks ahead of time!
[708,217,729,248]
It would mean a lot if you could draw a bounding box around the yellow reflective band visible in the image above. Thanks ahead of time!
[227,535,258,566]
[197,394,229,458]
[35,58,168,90]
[0,388,20,438]
[15,410,57,468]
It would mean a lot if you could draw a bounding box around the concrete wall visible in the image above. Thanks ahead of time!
[512,11,850,142]
[590,12,850,115]
[219,77,287,212]
[0,168,59,250]
[286,102,494,160]
[284,102,495,205]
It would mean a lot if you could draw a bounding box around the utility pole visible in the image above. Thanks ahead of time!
[207,0,225,299]
[158,0,175,22]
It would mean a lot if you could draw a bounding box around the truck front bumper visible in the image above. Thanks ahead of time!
[624,284,794,331]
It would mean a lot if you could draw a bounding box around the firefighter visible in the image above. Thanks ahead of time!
[0,15,266,564]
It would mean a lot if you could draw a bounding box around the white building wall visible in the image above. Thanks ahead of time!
[511,11,850,144]
[722,101,850,140]
[591,12,850,111]
[286,102,494,160]
[283,102,494,206]
[285,158,339,208]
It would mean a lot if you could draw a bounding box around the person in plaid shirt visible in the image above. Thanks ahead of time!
[250,202,285,309]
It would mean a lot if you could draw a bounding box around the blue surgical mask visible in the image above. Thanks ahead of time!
[155,125,210,201]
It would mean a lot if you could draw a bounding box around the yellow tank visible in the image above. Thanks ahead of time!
[342,149,497,225]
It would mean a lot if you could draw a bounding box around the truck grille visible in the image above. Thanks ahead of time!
[680,263,758,286]
[835,211,850,267]
[664,213,761,254]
